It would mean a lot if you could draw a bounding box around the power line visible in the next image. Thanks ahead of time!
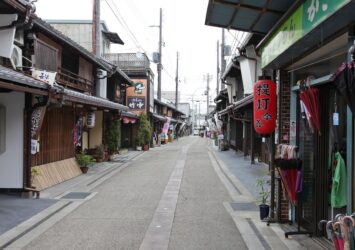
[104,0,151,59]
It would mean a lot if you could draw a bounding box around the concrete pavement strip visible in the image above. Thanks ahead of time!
[208,148,305,250]
[139,143,193,250]
[0,151,145,249]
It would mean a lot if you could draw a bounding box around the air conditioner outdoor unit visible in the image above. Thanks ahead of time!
[10,45,22,70]
[14,29,24,46]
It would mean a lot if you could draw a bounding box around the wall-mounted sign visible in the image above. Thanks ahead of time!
[126,79,148,115]
[128,97,145,110]
[134,81,145,94]
[261,0,350,68]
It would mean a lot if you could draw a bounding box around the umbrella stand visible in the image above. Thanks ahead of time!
[275,159,313,238]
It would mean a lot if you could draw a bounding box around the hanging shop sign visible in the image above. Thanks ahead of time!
[31,106,46,139]
[261,0,350,68]
[253,79,277,135]
[86,112,96,128]
[32,69,57,86]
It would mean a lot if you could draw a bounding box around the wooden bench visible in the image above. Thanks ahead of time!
[24,187,40,199]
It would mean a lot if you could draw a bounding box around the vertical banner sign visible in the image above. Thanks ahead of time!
[253,79,277,135]
[162,117,170,138]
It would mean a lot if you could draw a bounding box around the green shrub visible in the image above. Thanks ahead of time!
[137,112,151,146]
[75,153,95,167]
[105,118,121,155]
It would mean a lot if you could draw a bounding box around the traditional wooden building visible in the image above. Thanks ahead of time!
[0,0,129,192]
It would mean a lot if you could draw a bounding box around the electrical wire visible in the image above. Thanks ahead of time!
[104,0,151,59]
[105,0,177,82]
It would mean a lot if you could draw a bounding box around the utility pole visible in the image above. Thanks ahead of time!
[157,8,163,100]
[217,40,220,94]
[221,29,226,90]
[93,0,100,56]
[175,51,179,107]
[206,73,210,116]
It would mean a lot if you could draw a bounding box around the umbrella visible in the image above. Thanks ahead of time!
[299,86,321,135]
[332,62,355,114]
[275,159,301,206]
[342,216,355,250]
[334,221,347,250]
[319,220,342,250]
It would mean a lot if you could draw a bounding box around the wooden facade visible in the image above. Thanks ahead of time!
[31,106,75,166]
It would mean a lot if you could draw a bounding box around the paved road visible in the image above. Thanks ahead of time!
[20,137,246,250]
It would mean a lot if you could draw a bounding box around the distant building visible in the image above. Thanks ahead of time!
[46,20,124,56]
[155,90,180,104]
[177,103,190,117]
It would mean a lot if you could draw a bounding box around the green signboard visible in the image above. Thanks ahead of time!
[261,0,350,68]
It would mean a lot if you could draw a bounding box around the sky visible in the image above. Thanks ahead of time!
[35,0,234,113]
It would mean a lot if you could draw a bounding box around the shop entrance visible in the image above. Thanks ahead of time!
[297,85,348,235]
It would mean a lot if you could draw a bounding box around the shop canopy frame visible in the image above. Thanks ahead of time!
[205,0,297,35]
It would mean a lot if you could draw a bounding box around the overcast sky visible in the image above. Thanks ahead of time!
[35,0,234,113]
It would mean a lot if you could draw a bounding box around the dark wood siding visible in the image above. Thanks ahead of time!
[35,39,58,71]
[31,106,75,166]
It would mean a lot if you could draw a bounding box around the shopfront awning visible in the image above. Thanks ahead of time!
[218,94,253,116]
[61,88,128,111]
[205,0,296,35]
[121,111,138,124]
[152,113,166,122]
[232,94,253,111]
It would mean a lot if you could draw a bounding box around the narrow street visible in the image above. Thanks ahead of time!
[0,137,328,250]
[11,137,246,250]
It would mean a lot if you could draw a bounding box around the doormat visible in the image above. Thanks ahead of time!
[230,202,258,211]
[61,192,92,200]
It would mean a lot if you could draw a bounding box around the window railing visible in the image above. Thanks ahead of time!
[56,67,94,93]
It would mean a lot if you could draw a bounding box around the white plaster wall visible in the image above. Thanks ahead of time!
[0,92,24,188]
[89,111,103,148]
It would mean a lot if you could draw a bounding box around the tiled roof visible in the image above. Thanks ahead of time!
[0,65,48,89]
[62,88,128,111]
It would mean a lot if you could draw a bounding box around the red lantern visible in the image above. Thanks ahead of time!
[253,79,277,135]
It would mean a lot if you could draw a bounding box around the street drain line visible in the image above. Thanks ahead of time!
[87,164,123,186]
[87,152,144,187]
[0,201,73,249]
[245,218,272,250]
[209,149,242,195]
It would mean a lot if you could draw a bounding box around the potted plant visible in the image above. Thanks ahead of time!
[137,112,152,151]
[75,152,95,173]
[135,137,143,151]
[31,166,41,188]
[256,177,271,220]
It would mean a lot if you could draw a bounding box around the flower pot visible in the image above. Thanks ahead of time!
[80,166,89,174]
[259,204,270,220]
[143,144,149,151]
